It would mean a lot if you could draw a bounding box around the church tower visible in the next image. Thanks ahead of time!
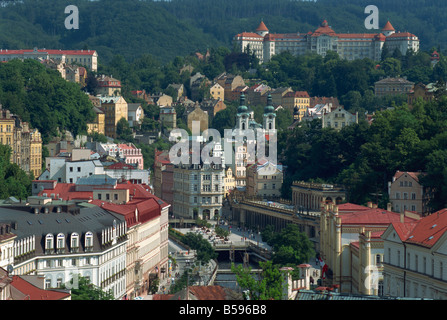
[236,93,250,131]
[263,94,276,132]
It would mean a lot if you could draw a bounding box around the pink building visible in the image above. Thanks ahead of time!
[118,143,144,170]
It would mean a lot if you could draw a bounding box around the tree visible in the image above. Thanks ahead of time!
[116,117,133,142]
[268,224,315,266]
[231,260,284,300]
[64,275,114,300]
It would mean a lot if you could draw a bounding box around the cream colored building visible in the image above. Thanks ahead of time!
[234,20,419,64]
[0,48,98,71]
[382,207,447,299]
[319,202,420,295]
[388,170,431,216]
[100,96,128,139]
[322,105,358,130]
[224,167,236,197]
[246,162,283,199]
[210,83,224,101]
[87,107,105,135]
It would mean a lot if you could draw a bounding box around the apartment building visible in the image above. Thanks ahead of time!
[100,96,128,139]
[246,161,283,199]
[388,170,431,216]
[234,20,419,64]
[382,207,447,299]
[0,198,128,299]
[172,143,225,220]
[0,106,42,177]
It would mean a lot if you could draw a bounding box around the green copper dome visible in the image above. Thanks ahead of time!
[264,94,274,114]
[238,94,248,113]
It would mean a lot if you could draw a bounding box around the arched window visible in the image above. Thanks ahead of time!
[45,234,54,251]
[85,231,93,249]
[71,233,79,251]
[57,233,65,249]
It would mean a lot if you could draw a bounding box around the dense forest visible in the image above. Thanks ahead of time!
[1,0,447,64]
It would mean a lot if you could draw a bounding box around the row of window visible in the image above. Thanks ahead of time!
[45,232,93,251]
[388,248,445,279]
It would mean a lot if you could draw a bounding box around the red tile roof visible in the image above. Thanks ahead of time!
[11,276,70,300]
[256,21,269,32]
[339,208,418,226]
[393,171,424,182]
[0,49,96,56]
[403,208,447,248]
[382,21,395,31]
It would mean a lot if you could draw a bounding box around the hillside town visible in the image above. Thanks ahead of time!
[1,17,447,303]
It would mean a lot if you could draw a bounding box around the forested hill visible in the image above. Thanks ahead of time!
[1,0,447,65]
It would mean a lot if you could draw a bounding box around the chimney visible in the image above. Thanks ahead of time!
[400,212,405,223]
[387,203,392,211]
[367,201,373,208]
[372,203,378,209]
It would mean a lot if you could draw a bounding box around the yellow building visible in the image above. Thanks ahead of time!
[0,107,14,158]
[0,105,42,177]
[210,82,224,100]
[87,106,105,135]
[100,96,128,138]
[282,91,310,120]
[319,202,420,295]
[224,167,236,197]
[29,129,42,178]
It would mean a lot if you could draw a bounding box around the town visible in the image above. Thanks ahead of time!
[0,13,447,303]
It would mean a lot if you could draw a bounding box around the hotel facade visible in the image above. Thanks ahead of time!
[234,20,419,64]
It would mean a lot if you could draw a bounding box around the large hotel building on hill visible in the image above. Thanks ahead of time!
[234,20,419,63]
[0,47,98,71]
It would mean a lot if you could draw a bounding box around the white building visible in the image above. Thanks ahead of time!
[382,208,447,299]
[322,105,358,130]
[172,142,225,220]
[0,199,128,299]
[40,158,105,184]
[0,47,98,71]
[127,103,144,128]
[234,20,419,64]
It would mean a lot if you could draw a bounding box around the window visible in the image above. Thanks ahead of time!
[77,167,81,172]
[114,194,118,201]
[85,231,93,248]
[71,233,79,250]
[57,233,65,250]
[411,193,416,200]
[45,234,54,250]
[45,279,51,289]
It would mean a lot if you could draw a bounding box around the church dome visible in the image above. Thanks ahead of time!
[238,94,248,113]
[264,94,274,114]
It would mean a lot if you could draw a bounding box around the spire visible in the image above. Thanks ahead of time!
[256,21,269,32]
[264,94,274,114]
[382,21,395,31]
[237,93,248,114]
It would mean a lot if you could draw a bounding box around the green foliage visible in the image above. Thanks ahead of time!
[181,232,217,265]
[231,260,284,300]
[265,224,315,266]
[0,145,32,200]
[63,275,114,300]
[0,59,95,144]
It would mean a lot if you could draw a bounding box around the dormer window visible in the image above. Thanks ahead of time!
[57,233,65,253]
[45,234,54,253]
[85,231,93,251]
[71,233,79,252]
